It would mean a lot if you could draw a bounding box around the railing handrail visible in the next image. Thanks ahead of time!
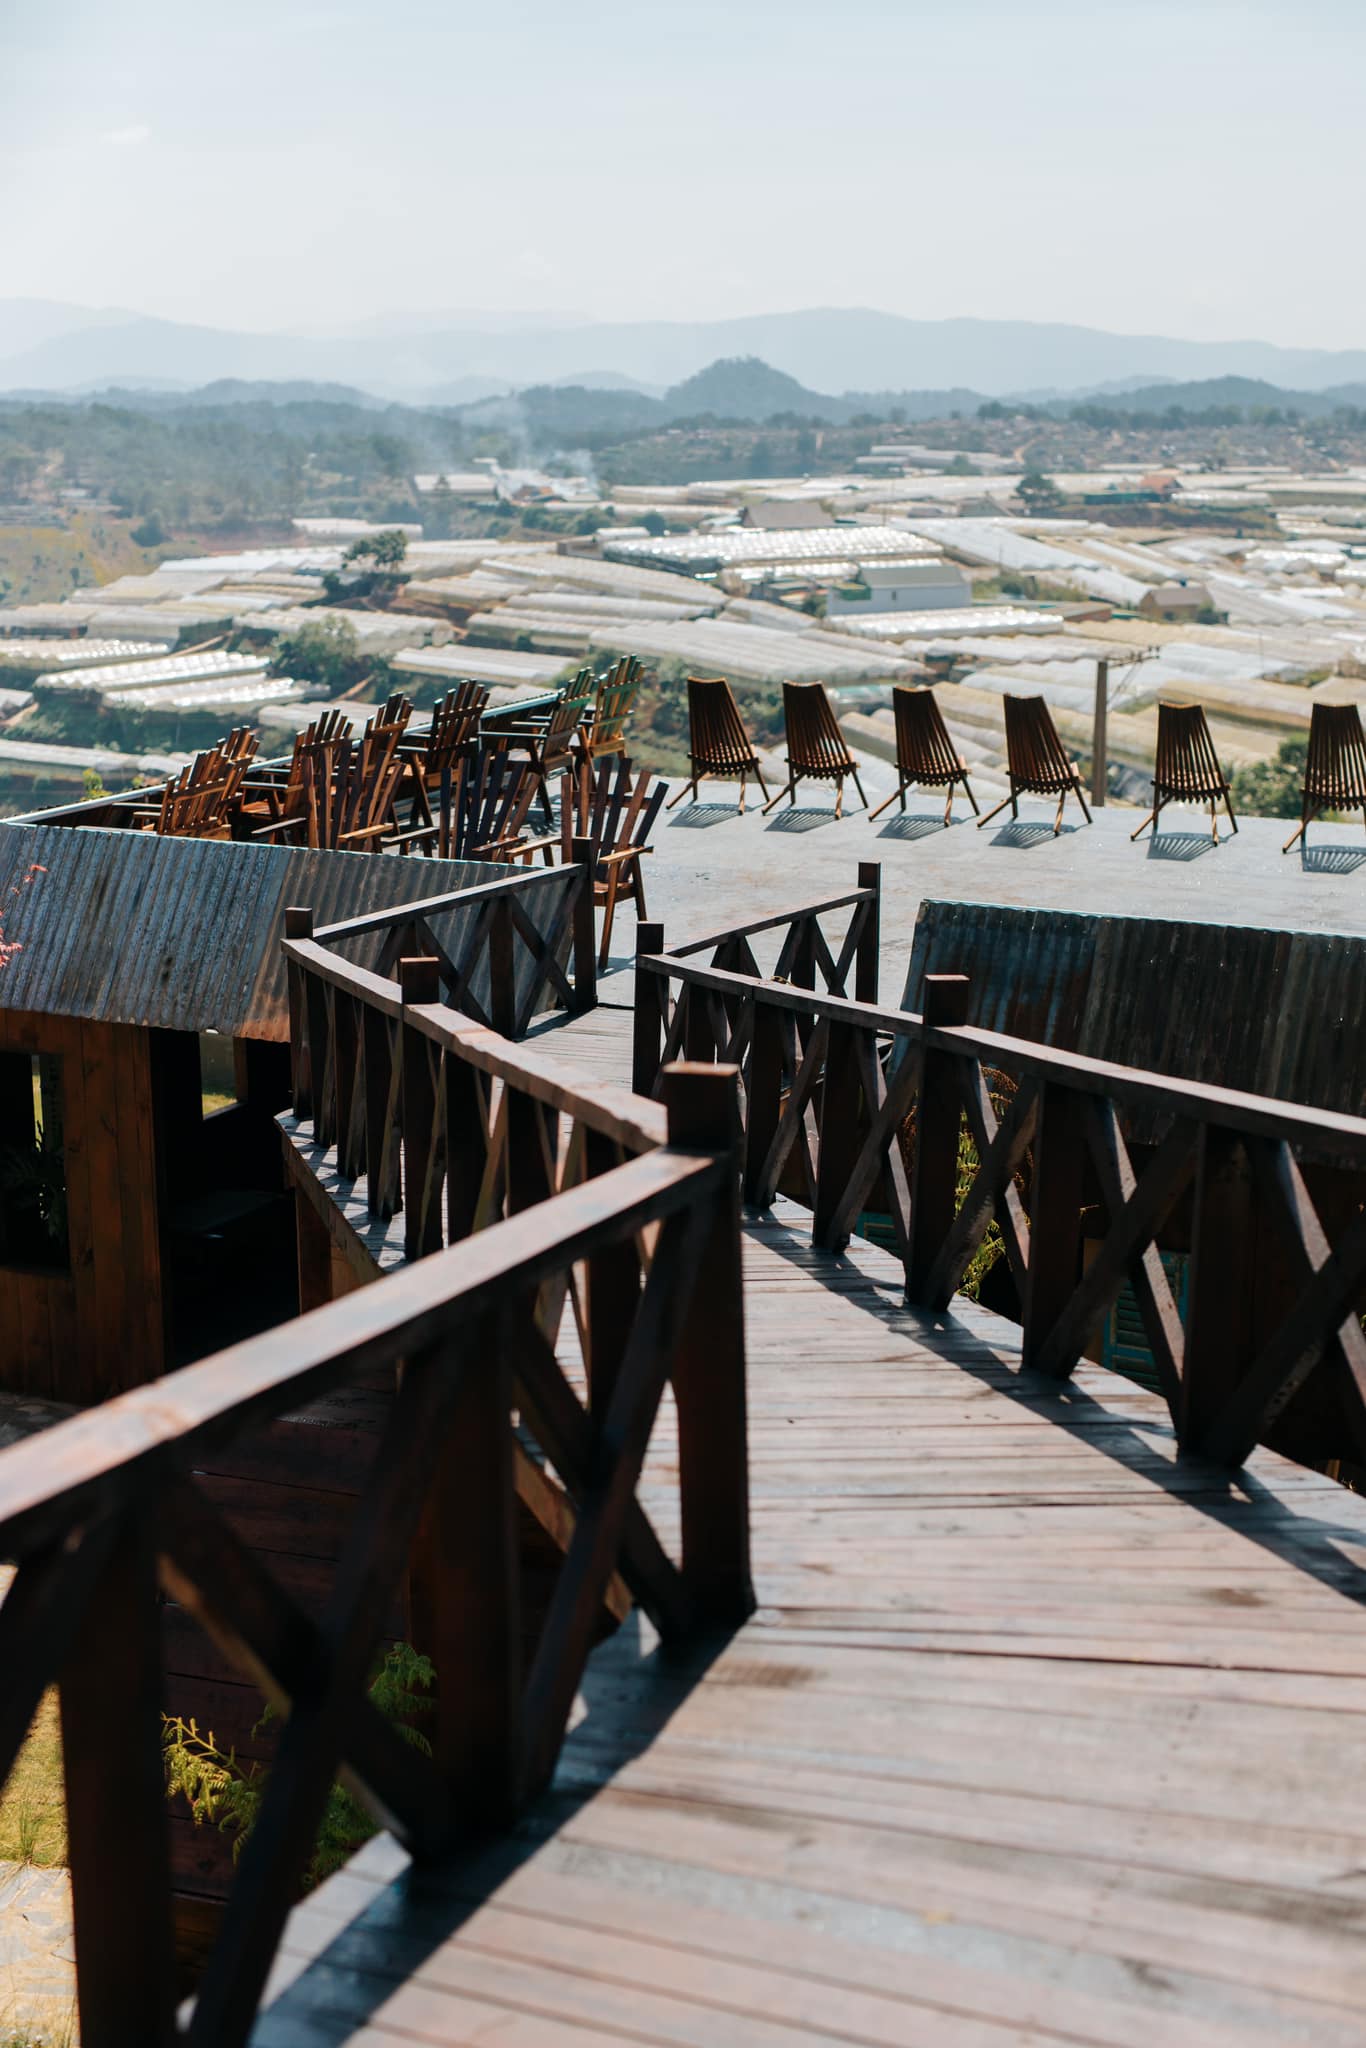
[316,861,572,941]
[0,1145,716,1561]
[664,884,877,960]
[638,950,1366,1164]
[284,934,665,1153]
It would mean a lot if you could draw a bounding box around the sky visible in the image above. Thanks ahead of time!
[3,0,1365,347]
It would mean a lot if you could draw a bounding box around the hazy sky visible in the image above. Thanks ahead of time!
[4,0,1364,344]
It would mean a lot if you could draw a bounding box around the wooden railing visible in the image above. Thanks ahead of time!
[0,1051,750,2048]
[310,850,598,1039]
[633,866,1366,1471]
[284,878,632,1249]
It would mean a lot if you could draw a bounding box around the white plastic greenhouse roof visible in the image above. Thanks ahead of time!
[603,526,937,573]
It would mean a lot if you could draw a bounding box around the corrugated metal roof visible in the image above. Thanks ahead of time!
[0,825,574,1042]
[902,899,1366,1120]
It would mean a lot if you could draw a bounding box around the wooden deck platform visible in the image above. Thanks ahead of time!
[254,1204,1366,2047]
[592,769,1366,1006]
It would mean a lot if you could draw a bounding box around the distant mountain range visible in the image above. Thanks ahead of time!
[6,359,1365,441]
[3,299,1366,405]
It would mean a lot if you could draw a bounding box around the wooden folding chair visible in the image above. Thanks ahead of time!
[1131,700,1236,843]
[1283,700,1366,852]
[761,681,866,819]
[562,760,668,967]
[578,655,641,769]
[977,694,1092,835]
[869,686,979,824]
[146,728,258,838]
[667,674,771,813]
[236,708,352,836]
[390,684,489,851]
[443,752,554,864]
[495,670,594,820]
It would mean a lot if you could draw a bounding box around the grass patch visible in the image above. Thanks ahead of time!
[0,1690,65,1869]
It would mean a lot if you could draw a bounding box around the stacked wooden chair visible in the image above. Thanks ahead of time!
[235,707,354,837]
[562,759,669,967]
[578,655,642,770]
[145,727,259,839]
[762,681,867,819]
[253,710,409,854]
[1131,700,1236,844]
[446,752,554,864]
[869,685,979,825]
[494,669,595,819]
[667,674,771,813]
[1283,700,1366,853]
[391,683,490,848]
[977,694,1091,835]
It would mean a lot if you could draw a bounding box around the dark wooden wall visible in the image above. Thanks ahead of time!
[0,1008,163,1402]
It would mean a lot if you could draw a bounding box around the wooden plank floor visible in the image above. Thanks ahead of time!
[253,1196,1366,2047]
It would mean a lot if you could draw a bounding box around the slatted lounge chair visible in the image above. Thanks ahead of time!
[562,759,669,967]
[444,752,555,864]
[1131,700,1236,843]
[869,686,979,825]
[235,707,353,836]
[667,675,771,813]
[495,671,594,819]
[761,681,867,819]
[578,656,641,769]
[144,728,259,839]
[390,684,490,849]
[977,694,1092,835]
[1283,700,1366,852]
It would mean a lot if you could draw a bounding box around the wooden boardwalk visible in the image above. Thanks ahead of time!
[255,1200,1366,2047]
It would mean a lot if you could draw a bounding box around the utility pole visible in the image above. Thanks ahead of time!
[1091,659,1109,808]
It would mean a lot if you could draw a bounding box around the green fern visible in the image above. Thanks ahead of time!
[163,1643,436,1889]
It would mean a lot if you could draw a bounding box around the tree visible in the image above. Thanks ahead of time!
[344,528,408,573]
[1231,735,1308,819]
[1017,467,1064,514]
[131,511,168,547]
[274,614,363,696]
[640,511,666,537]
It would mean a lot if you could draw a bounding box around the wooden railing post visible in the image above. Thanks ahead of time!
[906,975,970,1301]
[284,905,314,1119]
[583,1126,641,1415]
[364,1005,400,1219]
[813,1018,864,1251]
[400,956,443,1259]
[334,989,362,1178]
[1181,1125,1256,1453]
[1022,1081,1089,1375]
[855,860,881,1004]
[410,1322,522,1829]
[60,1511,177,2048]
[570,833,598,1014]
[743,994,784,1209]
[661,1062,755,1627]
[631,920,666,1096]
[489,895,517,1038]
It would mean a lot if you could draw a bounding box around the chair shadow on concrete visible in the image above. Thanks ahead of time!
[1301,844,1366,875]
[1144,830,1218,862]
[667,802,743,829]
[989,820,1077,849]
[764,807,845,833]
[877,813,952,842]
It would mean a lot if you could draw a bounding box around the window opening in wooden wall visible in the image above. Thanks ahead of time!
[0,1050,70,1271]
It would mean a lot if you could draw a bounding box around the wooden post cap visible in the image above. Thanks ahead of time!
[283,905,314,939]
[399,955,442,1006]
[661,1062,741,1150]
[922,973,970,1026]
